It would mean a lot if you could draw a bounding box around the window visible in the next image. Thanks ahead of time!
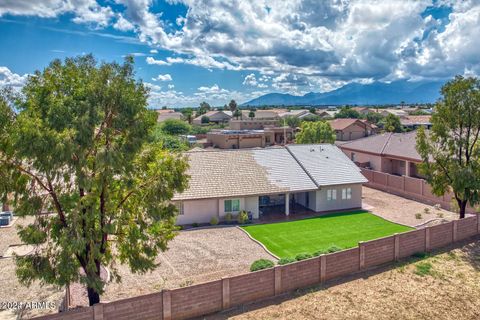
[327,189,336,201]
[342,188,352,200]
[176,202,184,215]
[225,199,240,212]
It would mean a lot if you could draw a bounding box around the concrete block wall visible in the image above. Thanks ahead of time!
[34,215,479,320]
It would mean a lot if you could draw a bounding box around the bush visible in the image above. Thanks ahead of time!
[191,222,199,228]
[160,118,191,135]
[224,212,233,223]
[278,257,296,265]
[295,253,313,261]
[250,259,274,272]
[237,210,249,224]
[414,262,433,277]
[424,208,431,215]
[210,216,218,225]
[415,213,422,219]
[313,250,327,257]
[326,245,343,253]
[201,116,210,124]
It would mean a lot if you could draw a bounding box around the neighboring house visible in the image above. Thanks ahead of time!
[278,109,311,119]
[400,115,432,130]
[206,127,293,149]
[379,109,408,117]
[328,118,376,141]
[352,107,375,116]
[317,110,339,119]
[172,144,367,225]
[192,110,232,125]
[337,131,423,178]
[240,109,285,120]
[156,109,183,122]
[229,119,278,130]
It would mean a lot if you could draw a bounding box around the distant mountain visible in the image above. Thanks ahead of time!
[242,80,445,106]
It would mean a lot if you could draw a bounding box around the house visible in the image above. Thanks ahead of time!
[317,110,339,119]
[156,109,183,122]
[328,118,376,141]
[240,109,285,120]
[172,145,367,225]
[379,109,408,117]
[206,127,293,149]
[337,131,423,178]
[400,115,432,130]
[192,110,232,125]
[352,107,375,116]
[278,109,311,119]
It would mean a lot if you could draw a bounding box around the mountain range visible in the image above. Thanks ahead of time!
[242,80,445,106]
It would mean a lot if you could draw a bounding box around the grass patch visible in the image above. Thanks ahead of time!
[414,262,433,276]
[242,211,413,258]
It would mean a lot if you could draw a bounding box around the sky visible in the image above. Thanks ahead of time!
[0,0,479,108]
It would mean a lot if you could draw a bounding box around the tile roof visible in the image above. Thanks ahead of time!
[400,115,431,125]
[286,144,368,187]
[173,144,365,200]
[338,131,422,161]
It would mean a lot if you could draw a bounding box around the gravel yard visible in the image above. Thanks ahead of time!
[363,186,459,227]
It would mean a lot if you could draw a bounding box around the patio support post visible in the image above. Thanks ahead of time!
[285,193,290,216]
[405,161,411,177]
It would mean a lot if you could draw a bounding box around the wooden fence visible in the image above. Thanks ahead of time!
[34,215,480,320]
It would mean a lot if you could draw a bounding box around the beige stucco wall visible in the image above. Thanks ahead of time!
[313,183,362,212]
[342,150,382,171]
[245,196,260,219]
[176,198,219,225]
[336,123,370,141]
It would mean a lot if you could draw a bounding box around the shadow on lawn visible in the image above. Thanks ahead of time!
[203,235,480,320]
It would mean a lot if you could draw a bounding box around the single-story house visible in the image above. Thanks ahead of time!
[192,110,232,125]
[317,110,339,119]
[400,115,432,130]
[352,107,375,116]
[240,109,286,120]
[206,127,294,149]
[172,144,367,225]
[337,131,423,178]
[328,118,376,141]
[156,109,183,122]
[379,109,408,117]
[278,109,311,119]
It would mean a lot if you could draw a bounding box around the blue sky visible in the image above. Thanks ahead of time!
[0,1,479,107]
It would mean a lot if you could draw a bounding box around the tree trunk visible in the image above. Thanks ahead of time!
[458,199,467,219]
[87,286,100,306]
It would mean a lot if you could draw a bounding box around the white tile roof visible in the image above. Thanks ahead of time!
[173,144,366,201]
[286,144,368,187]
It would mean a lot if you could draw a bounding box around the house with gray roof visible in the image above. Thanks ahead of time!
[337,131,423,178]
[173,144,367,225]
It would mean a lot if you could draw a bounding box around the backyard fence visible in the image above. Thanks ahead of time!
[360,168,477,213]
[34,215,480,320]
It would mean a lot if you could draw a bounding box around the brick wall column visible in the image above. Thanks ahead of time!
[163,290,172,320]
[93,303,104,320]
[425,227,431,252]
[222,278,230,310]
[394,234,400,261]
[452,220,458,242]
[359,242,365,270]
[320,255,326,283]
[274,266,282,295]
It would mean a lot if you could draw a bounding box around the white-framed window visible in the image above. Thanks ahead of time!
[224,199,240,212]
[176,202,184,215]
[327,189,337,201]
[342,188,352,200]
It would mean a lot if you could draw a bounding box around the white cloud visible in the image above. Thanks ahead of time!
[243,73,268,88]
[113,13,135,31]
[146,57,169,65]
[150,49,158,54]
[152,73,172,81]
[0,66,29,88]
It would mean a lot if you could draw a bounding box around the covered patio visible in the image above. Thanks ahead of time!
[258,192,316,222]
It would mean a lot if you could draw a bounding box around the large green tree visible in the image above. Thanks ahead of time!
[160,118,191,135]
[381,113,403,132]
[334,107,360,119]
[416,76,480,219]
[296,121,336,144]
[0,55,189,306]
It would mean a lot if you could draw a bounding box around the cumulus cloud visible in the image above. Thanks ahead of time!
[113,13,135,31]
[152,73,172,81]
[0,0,114,28]
[0,66,29,88]
[243,73,268,88]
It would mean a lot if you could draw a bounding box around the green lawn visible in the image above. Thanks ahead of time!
[242,211,413,258]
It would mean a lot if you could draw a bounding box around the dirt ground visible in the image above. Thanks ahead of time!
[363,187,459,227]
[207,238,480,320]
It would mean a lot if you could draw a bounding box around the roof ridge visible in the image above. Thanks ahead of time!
[379,132,393,155]
[285,145,320,188]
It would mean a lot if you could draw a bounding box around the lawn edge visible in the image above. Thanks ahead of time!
[236,226,280,260]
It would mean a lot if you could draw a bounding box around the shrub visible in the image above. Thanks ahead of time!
[326,245,343,253]
[201,116,210,124]
[437,212,444,218]
[278,257,296,265]
[191,222,199,228]
[250,259,274,272]
[237,210,249,224]
[210,216,218,225]
[224,212,233,223]
[313,250,327,257]
[415,213,422,219]
[424,208,431,215]
[295,253,313,261]
[412,252,428,259]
